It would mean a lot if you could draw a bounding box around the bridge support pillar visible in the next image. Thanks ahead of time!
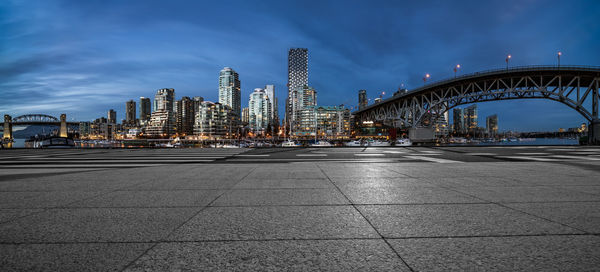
[408,127,435,143]
[3,115,12,140]
[589,119,600,145]
[59,114,67,138]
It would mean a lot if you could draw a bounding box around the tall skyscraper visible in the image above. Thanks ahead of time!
[264,85,276,121]
[153,88,175,113]
[107,109,116,124]
[453,108,465,134]
[139,97,151,121]
[465,104,478,134]
[176,96,194,135]
[248,88,272,134]
[125,100,136,125]
[286,48,308,125]
[358,90,367,110]
[218,67,241,118]
[486,114,498,136]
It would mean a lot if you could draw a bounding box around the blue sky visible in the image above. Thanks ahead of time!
[1,0,599,131]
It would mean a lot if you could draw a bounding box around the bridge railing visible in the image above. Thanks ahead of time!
[356,65,600,113]
[410,65,600,94]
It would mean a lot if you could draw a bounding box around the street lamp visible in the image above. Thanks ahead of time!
[423,73,430,85]
[454,64,461,78]
[557,51,562,68]
[505,54,511,70]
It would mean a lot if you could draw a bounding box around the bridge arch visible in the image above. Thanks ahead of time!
[12,114,59,123]
[355,66,599,127]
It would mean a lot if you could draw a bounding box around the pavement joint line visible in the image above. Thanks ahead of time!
[120,166,258,272]
[315,163,416,272]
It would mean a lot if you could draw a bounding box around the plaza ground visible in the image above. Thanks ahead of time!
[0,146,599,271]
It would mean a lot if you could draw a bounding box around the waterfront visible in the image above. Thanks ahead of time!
[6,137,581,148]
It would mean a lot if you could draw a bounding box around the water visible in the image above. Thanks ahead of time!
[447,138,579,146]
[5,137,580,148]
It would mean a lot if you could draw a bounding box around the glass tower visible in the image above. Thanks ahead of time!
[218,67,241,118]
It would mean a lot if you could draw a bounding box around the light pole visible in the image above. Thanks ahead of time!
[423,73,430,85]
[505,54,511,70]
[557,51,562,68]
[454,64,460,78]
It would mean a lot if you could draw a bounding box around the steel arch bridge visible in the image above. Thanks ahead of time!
[354,66,600,130]
[12,114,59,124]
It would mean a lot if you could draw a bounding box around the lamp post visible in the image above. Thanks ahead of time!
[454,64,461,78]
[423,73,430,85]
[505,54,511,70]
[557,51,562,68]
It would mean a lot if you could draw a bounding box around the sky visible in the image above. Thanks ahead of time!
[1,0,599,131]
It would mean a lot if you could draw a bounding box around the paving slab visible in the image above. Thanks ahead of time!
[233,178,333,189]
[341,186,483,204]
[0,208,43,224]
[0,243,152,272]
[358,204,581,238]
[330,177,429,188]
[453,186,600,203]
[124,239,410,271]
[0,191,101,208]
[389,235,600,271]
[212,188,349,206]
[0,207,200,243]
[169,206,378,241]
[67,190,223,207]
[507,201,600,233]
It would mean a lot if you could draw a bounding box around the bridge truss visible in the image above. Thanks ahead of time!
[354,66,600,128]
[12,114,59,124]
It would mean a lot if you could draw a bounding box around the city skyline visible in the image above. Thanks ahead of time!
[2,1,600,131]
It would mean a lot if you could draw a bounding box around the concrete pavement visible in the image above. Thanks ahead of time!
[1,146,599,271]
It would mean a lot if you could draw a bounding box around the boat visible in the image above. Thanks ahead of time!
[26,136,75,148]
[344,140,364,147]
[311,140,333,147]
[368,139,391,147]
[282,140,299,147]
[395,138,412,146]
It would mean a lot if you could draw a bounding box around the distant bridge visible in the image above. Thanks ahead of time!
[353,65,600,144]
[3,114,79,139]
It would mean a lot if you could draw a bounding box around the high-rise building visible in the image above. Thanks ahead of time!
[192,96,204,111]
[241,107,249,125]
[486,114,498,136]
[286,48,308,126]
[147,88,176,137]
[453,108,465,134]
[272,97,279,131]
[218,67,241,118]
[153,88,175,113]
[358,90,368,110]
[193,101,236,139]
[145,111,175,137]
[176,96,194,136]
[248,88,272,134]
[125,100,136,125]
[291,85,317,135]
[139,97,151,121]
[264,85,276,120]
[107,109,117,124]
[465,104,478,134]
